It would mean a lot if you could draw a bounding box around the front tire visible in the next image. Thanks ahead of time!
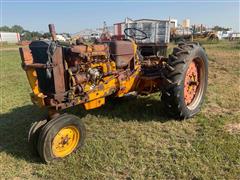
[162,42,208,119]
[28,119,47,155]
[37,113,86,163]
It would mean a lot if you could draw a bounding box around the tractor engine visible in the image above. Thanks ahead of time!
[64,43,113,94]
[23,39,137,109]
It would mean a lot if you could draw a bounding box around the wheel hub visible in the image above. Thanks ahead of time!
[52,126,80,157]
[184,61,200,105]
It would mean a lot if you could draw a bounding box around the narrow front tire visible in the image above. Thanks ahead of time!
[37,114,86,163]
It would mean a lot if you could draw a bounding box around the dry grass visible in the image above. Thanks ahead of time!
[0,40,240,179]
[225,123,240,134]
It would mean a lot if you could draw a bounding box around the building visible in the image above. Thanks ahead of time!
[170,18,178,28]
[0,32,20,43]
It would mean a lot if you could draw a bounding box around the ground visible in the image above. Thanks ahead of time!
[0,41,239,179]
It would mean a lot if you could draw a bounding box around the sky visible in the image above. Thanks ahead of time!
[1,0,240,33]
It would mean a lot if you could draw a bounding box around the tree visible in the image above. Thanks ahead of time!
[21,31,32,40]
[212,26,230,31]
[11,25,24,33]
[43,32,51,39]
[0,25,24,33]
[31,31,43,40]
[0,26,11,32]
[0,24,50,40]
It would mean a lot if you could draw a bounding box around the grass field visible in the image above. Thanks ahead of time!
[0,41,240,179]
[0,43,21,50]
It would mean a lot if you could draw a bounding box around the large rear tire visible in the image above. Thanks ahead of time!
[161,42,208,119]
[37,113,86,163]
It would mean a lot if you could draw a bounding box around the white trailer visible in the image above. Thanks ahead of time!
[125,19,171,44]
[0,32,20,43]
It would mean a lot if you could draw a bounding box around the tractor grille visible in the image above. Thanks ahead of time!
[29,40,55,95]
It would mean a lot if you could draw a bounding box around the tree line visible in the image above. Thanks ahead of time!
[0,25,54,41]
[1,24,230,41]
[0,25,52,40]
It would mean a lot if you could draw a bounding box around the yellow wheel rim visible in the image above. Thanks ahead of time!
[52,126,80,158]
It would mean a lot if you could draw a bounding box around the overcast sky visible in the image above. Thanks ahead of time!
[1,0,240,33]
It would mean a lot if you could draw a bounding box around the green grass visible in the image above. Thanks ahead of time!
[0,41,240,179]
[0,43,21,50]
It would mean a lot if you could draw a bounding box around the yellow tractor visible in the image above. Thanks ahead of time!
[20,24,208,163]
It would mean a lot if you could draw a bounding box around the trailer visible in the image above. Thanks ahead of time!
[113,18,171,57]
[0,32,20,43]
[125,19,171,57]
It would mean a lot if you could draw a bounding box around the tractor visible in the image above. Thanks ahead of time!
[19,24,208,163]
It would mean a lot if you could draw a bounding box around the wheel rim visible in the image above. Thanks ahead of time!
[184,58,205,110]
[52,126,80,158]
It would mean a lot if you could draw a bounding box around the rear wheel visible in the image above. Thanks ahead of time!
[37,113,86,163]
[161,42,208,119]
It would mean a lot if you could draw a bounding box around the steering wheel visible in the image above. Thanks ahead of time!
[124,28,148,40]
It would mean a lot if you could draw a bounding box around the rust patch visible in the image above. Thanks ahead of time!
[19,47,33,65]
[52,47,66,95]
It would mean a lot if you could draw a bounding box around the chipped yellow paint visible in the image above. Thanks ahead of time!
[84,98,105,110]
[26,69,45,107]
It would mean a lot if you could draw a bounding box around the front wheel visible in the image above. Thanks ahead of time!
[28,119,47,155]
[161,42,208,119]
[37,113,86,163]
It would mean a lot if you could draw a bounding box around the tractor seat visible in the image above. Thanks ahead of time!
[109,40,134,69]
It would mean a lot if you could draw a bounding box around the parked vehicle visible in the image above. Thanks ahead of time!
[19,24,208,163]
